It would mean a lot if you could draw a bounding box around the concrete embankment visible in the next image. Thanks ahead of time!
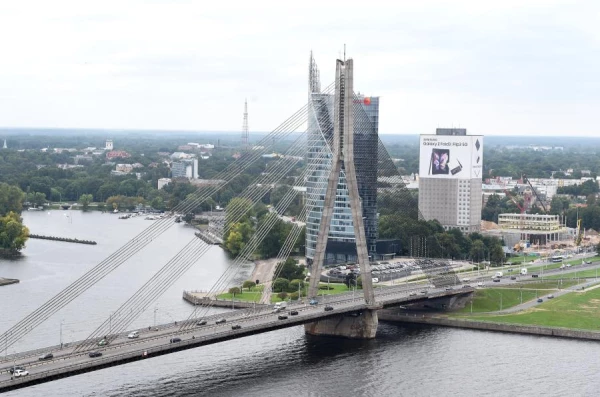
[379,311,600,341]
[29,234,97,245]
[182,290,267,309]
[0,277,19,287]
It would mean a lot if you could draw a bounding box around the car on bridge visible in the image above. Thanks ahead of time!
[13,369,29,377]
[324,306,334,312]
[231,324,242,330]
[278,314,288,320]
[548,294,555,299]
[88,351,102,358]
[196,320,207,326]
[9,366,26,374]
[98,338,108,346]
[128,331,139,339]
[170,337,182,343]
[289,310,299,316]
[309,299,318,305]
[39,352,53,361]
[216,318,226,324]
[409,292,417,296]
[537,298,543,303]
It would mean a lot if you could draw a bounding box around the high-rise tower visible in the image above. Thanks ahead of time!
[2,139,6,149]
[305,53,379,266]
[241,99,249,150]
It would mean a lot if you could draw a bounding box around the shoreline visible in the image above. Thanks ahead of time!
[0,277,19,287]
[379,311,600,342]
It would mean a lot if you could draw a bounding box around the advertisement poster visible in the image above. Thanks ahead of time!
[419,135,483,179]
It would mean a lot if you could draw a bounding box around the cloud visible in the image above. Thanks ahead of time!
[0,0,599,136]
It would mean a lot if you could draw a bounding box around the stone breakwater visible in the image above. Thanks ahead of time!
[29,234,97,245]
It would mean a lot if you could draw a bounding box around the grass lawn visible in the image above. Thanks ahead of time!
[497,280,578,290]
[468,287,600,330]
[454,288,542,313]
[545,269,600,280]
[217,290,263,302]
[216,282,357,303]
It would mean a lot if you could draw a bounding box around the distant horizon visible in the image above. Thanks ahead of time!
[1,127,600,140]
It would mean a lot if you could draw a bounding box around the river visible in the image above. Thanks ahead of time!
[2,211,600,396]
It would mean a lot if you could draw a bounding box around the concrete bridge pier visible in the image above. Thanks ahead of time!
[304,308,379,339]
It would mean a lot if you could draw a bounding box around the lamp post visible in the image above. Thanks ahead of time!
[60,320,64,349]
[153,306,158,328]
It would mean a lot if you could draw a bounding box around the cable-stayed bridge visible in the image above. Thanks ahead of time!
[0,56,463,392]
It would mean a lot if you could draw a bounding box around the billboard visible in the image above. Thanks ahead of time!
[419,135,483,179]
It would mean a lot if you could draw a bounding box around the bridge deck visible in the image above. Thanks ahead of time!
[0,285,471,392]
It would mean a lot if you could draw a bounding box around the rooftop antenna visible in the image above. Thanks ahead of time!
[343,44,346,61]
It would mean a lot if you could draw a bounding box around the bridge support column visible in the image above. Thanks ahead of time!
[304,309,378,339]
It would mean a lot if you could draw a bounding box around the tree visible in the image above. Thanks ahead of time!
[0,212,29,255]
[272,278,290,292]
[0,183,25,215]
[242,280,256,291]
[228,287,241,297]
[489,244,505,266]
[274,258,304,281]
[79,194,93,210]
[470,240,486,263]
[276,292,288,301]
[289,279,305,294]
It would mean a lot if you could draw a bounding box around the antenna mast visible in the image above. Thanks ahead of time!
[242,99,249,150]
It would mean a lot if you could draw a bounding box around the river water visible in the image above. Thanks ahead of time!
[2,211,600,396]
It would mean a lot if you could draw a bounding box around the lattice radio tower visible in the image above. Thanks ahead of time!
[241,99,249,150]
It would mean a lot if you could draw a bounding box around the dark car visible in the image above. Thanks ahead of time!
[196,320,207,326]
[510,276,517,280]
[9,366,26,374]
[278,314,288,320]
[532,274,539,278]
[39,352,54,361]
[462,285,471,289]
[170,337,182,343]
[537,298,543,303]
[231,325,242,330]
[420,290,428,294]
[88,351,102,358]
[445,287,453,291]
[215,318,226,324]
[309,299,319,305]
[289,310,299,316]
[493,278,501,283]
[324,306,334,312]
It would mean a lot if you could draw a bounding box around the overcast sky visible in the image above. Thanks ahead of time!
[1,0,599,136]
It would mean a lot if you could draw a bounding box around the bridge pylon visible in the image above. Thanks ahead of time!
[305,58,378,339]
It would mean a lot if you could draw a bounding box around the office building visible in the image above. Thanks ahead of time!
[305,54,379,265]
[418,130,483,233]
[171,158,198,179]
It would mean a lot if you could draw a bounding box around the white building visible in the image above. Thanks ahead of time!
[418,131,483,233]
[158,178,171,189]
[105,139,113,151]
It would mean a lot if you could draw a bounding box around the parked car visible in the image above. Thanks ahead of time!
[278,314,288,320]
[409,292,417,296]
[39,352,54,361]
[13,369,29,377]
[127,331,139,339]
[196,320,207,326]
[170,337,182,343]
[88,351,103,358]
[289,310,299,316]
[510,276,517,280]
[324,306,334,312]
[537,298,543,303]
[445,287,453,291]
[231,325,242,330]
[215,318,226,324]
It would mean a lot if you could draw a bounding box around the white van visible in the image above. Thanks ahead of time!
[127,331,139,339]
[520,268,528,275]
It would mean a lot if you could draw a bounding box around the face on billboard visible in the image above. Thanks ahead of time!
[419,135,483,179]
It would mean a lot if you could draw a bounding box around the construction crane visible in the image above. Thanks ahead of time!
[522,174,548,212]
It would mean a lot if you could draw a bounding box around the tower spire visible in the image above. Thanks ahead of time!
[241,99,249,150]
[309,51,321,94]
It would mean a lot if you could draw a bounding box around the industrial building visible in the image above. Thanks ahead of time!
[496,213,568,248]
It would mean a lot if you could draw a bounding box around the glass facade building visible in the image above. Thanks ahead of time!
[305,56,379,265]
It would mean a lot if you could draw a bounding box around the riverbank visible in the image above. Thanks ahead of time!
[0,277,19,287]
[379,312,600,342]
